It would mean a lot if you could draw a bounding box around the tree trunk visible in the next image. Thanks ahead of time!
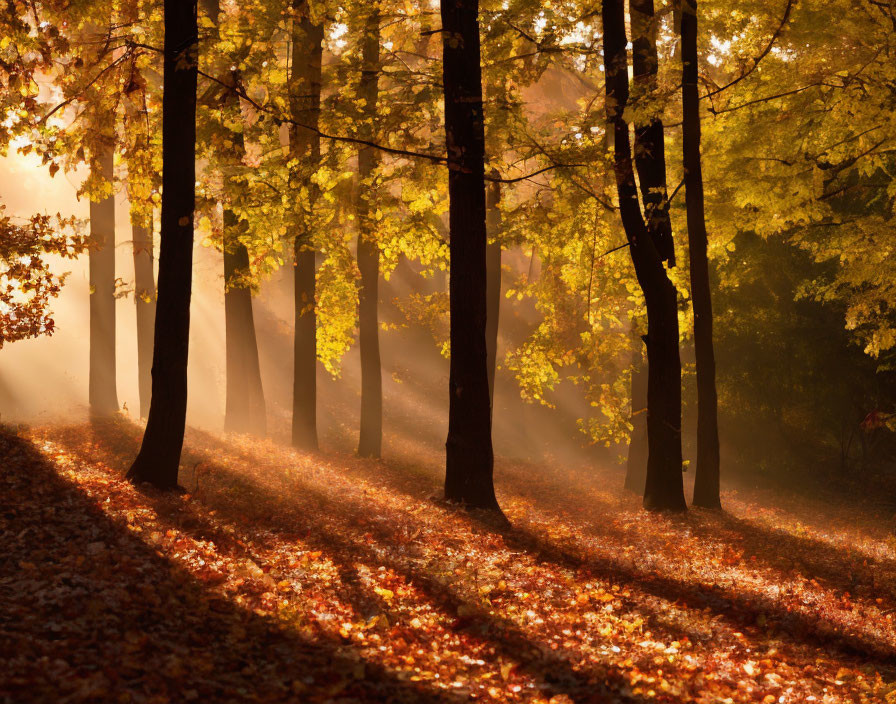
[601,0,686,511]
[127,0,198,489]
[201,0,266,435]
[89,144,119,416]
[441,0,501,512]
[625,328,648,494]
[485,176,501,412]
[681,0,721,508]
[132,219,155,419]
[357,8,383,459]
[630,0,675,266]
[224,210,266,435]
[288,0,322,451]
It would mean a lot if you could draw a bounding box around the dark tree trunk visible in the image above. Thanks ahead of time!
[89,144,119,417]
[357,8,382,459]
[127,0,198,489]
[624,328,648,494]
[224,210,266,435]
[630,0,675,266]
[485,176,501,411]
[601,0,686,511]
[441,0,501,512]
[289,0,322,451]
[132,219,155,419]
[681,0,721,508]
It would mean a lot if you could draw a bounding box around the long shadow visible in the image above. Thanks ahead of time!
[0,427,468,704]
[188,435,896,675]
[494,451,896,605]
[45,420,666,703]
[497,521,896,672]
[144,462,670,703]
[687,510,896,601]
[47,421,896,680]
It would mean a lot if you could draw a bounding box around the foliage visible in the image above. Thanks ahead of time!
[5,419,896,703]
[2,0,896,463]
[0,208,83,348]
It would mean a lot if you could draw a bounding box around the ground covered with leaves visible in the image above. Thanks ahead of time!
[2,419,896,703]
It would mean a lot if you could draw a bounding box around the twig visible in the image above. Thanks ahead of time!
[702,0,795,102]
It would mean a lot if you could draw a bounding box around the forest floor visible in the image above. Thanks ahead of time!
[2,419,896,703]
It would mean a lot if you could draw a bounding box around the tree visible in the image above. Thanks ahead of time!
[127,0,199,489]
[680,0,721,508]
[87,138,119,417]
[441,0,501,512]
[601,0,686,511]
[356,6,383,459]
[131,217,156,419]
[223,203,267,435]
[485,175,501,411]
[631,0,675,267]
[200,0,267,435]
[289,0,324,451]
[121,0,159,423]
[625,324,649,494]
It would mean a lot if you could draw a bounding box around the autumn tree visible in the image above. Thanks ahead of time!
[120,1,159,421]
[601,0,686,511]
[121,80,158,420]
[680,0,720,508]
[441,0,501,512]
[73,16,121,418]
[356,5,383,458]
[485,175,501,410]
[87,134,119,417]
[127,0,199,489]
[200,0,267,435]
[289,0,324,451]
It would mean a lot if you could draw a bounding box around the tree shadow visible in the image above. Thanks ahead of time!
[496,520,896,672]
[42,419,666,702]
[43,419,896,691]
[686,509,896,601]
[0,427,471,704]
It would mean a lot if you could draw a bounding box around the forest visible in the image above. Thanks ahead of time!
[1,0,896,701]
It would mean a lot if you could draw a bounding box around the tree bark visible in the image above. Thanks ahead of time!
[223,210,266,435]
[132,219,155,419]
[681,0,721,508]
[127,0,198,489]
[601,0,686,511]
[624,327,648,494]
[357,8,383,459]
[88,143,119,416]
[485,176,501,412]
[441,0,501,512]
[201,0,266,435]
[288,0,322,451]
[630,0,675,266]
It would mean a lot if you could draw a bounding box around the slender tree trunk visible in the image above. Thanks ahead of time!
[89,144,119,416]
[223,210,266,435]
[289,0,322,451]
[132,219,155,418]
[357,8,383,458]
[625,327,649,494]
[441,0,501,512]
[485,176,501,412]
[201,0,266,435]
[681,0,721,508]
[601,0,686,511]
[127,0,198,489]
[630,0,675,266]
